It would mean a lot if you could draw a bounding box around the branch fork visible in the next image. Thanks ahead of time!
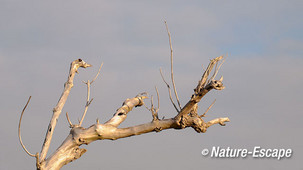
[18,23,230,170]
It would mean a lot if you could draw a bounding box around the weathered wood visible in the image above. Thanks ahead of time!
[18,26,229,170]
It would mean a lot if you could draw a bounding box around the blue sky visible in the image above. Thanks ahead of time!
[1,1,302,170]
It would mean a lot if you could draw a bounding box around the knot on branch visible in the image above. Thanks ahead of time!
[75,59,92,69]
[179,116,188,129]
[73,147,87,160]
[189,104,198,117]
[209,79,225,90]
[135,92,148,107]
[191,117,207,133]
[154,127,162,132]
[70,127,87,144]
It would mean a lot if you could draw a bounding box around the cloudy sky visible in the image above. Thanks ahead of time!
[1,0,302,169]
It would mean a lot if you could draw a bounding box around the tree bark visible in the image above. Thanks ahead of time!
[35,56,229,170]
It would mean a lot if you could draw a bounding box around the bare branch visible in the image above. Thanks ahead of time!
[79,62,102,126]
[206,117,230,127]
[165,21,182,110]
[40,59,91,161]
[65,112,73,127]
[104,93,148,127]
[18,96,36,157]
[195,56,223,93]
[41,112,229,169]
[200,99,216,117]
[142,87,160,122]
[39,56,227,169]
[79,80,91,126]
[91,62,103,84]
[23,22,231,169]
[175,56,225,125]
[210,58,225,81]
[155,86,160,113]
[160,68,180,112]
[150,95,159,121]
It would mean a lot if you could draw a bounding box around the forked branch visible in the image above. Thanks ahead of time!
[160,68,180,112]
[19,24,230,170]
[40,59,91,161]
[79,62,103,126]
[165,21,182,111]
[174,56,225,126]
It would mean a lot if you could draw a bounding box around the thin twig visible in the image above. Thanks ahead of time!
[160,68,180,112]
[79,80,91,126]
[65,112,73,127]
[143,101,151,111]
[91,62,103,84]
[200,99,216,117]
[164,21,182,110]
[195,56,223,93]
[201,64,206,72]
[18,96,36,157]
[150,95,154,112]
[150,95,159,121]
[79,62,103,126]
[211,58,225,81]
[155,86,160,112]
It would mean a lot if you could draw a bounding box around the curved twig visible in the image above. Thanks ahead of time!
[18,96,36,157]
[164,21,182,110]
[66,112,73,127]
[160,68,180,112]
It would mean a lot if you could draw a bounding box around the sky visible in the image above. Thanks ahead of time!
[1,0,302,170]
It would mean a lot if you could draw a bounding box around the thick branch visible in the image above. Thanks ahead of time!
[38,55,229,169]
[104,93,148,127]
[40,59,91,161]
[38,56,227,170]
[40,114,229,169]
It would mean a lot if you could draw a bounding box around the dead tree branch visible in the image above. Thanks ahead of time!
[40,59,91,161]
[201,99,216,117]
[104,93,148,127]
[18,96,36,157]
[174,56,225,127]
[65,112,73,127]
[19,25,230,170]
[79,62,103,126]
[160,68,180,112]
[20,55,229,170]
[165,21,182,111]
